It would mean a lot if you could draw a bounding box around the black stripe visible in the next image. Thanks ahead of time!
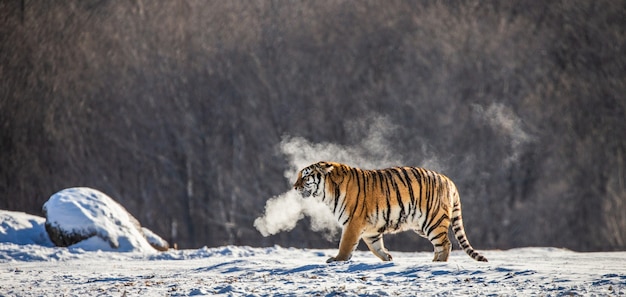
[351,168,362,216]
[333,181,341,213]
[359,172,368,216]
[376,171,390,225]
[430,172,439,227]
[422,170,434,231]
[340,180,349,216]
[410,168,424,219]
[399,168,416,209]
[316,171,327,202]
[382,171,392,228]
[369,171,380,223]
[393,168,408,187]
[335,180,347,218]
[431,231,447,240]
[426,213,448,237]
[386,170,405,229]
[338,200,348,219]
[369,234,382,244]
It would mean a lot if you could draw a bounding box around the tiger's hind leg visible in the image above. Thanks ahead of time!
[363,233,393,261]
[428,225,452,262]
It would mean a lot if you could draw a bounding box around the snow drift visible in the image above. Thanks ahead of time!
[0,210,53,247]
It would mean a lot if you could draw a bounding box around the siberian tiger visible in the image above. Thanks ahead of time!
[293,161,488,263]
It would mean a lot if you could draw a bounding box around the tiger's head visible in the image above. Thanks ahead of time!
[293,161,335,198]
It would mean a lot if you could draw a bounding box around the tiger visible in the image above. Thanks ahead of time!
[293,161,488,263]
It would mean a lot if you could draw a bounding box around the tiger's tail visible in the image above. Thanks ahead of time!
[451,192,488,262]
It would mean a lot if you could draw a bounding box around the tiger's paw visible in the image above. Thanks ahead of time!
[371,250,393,261]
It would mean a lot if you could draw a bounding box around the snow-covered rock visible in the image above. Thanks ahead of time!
[42,187,168,252]
[142,227,170,251]
[0,210,53,246]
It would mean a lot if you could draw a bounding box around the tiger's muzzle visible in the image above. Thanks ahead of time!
[293,178,311,198]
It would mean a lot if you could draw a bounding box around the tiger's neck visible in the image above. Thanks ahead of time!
[322,171,351,226]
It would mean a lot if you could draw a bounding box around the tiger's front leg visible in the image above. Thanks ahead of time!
[327,223,363,263]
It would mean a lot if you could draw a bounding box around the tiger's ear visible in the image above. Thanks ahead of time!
[323,162,344,184]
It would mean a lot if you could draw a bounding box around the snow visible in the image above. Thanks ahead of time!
[142,227,170,251]
[0,210,53,247]
[1,210,625,296]
[42,187,159,253]
[1,244,625,296]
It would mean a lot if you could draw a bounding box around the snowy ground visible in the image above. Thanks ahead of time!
[1,200,625,297]
[1,244,625,296]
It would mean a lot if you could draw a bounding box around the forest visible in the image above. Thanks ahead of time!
[1,1,624,252]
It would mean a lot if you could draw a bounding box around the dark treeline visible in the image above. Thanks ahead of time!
[1,1,624,252]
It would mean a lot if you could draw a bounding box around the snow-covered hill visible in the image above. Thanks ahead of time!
[0,243,624,296]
